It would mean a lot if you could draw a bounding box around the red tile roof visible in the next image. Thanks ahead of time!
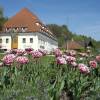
[3,8,47,33]
[66,41,83,50]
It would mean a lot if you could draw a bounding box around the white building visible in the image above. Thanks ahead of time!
[0,8,58,52]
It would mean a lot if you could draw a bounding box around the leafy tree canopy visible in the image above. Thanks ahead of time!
[0,6,8,31]
[47,24,100,49]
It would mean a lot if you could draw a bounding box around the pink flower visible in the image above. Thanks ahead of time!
[65,56,76,63]
[89,60,97,68]
[54,49,62,57]
[78,64,90,74]
[31,50,43,58]
[10,49,17,54]
[15,56,29,64]
[29,50,34,54]
[16,49,26,56]
[25,48,33,54]
[96,55,100,62]
[9,49,26,55]
[71,62,77,67]
[2,54,16,65]
[56,57,67,65]
[68,50,77,56]
[38,49,47,56]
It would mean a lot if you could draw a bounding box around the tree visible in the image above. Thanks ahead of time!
[47,24,100,49]
[47,24,73,47]
[0,7,8,31]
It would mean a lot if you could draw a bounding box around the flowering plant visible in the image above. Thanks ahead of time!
[15,56,29,64]
[2,54,16,65]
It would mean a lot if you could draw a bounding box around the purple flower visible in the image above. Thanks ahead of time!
[2,54,16,65]
[96,55,100,62]
[15,56,29,64]
[54,49,62,57]
[16,49,26,56]
[25,48,33,54]
[31,50,43,58]
[38,49,47,56]
[68,50,77,56]
[64,55,76,63]
[78,64,90,74]
[56,57,67,65]
[89,60,97,68]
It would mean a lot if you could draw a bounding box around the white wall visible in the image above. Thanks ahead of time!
[0,32,58,51]
[0,36,11,49]
[37,32,58,52]
[18,32,58,51]
[18,33,38,50]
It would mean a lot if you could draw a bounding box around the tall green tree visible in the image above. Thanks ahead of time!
[47,24,73,47]
[47,24,100,49]
[0,7,8,31]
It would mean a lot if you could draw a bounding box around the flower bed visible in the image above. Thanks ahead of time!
[0,48,100,100]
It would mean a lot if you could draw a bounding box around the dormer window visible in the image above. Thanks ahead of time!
[40,29,43,32]
[42,26,44,29]
[36,22,39,26]
[6,28,8,31]
[13,28,17,32]
[21,27,27,32]
[41,29,42,31]
[14,27,19,31]
[44,27,46,30]
[6,28,11,32]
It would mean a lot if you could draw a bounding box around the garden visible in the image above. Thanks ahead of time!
[0,48,100,100]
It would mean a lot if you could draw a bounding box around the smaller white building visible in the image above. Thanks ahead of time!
[0,8,58,51]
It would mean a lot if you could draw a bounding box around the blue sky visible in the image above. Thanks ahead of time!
[0,0,100,41]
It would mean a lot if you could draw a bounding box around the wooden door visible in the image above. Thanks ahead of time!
[11,34,18,49]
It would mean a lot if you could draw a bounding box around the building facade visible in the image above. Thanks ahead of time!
[0,8,58,51]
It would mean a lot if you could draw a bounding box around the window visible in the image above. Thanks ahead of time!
[40,46,45,49]
[6,28,11,32]
[0,39,2,43]
[39,39,40,44]
[35,22,39,26]
[22,38,26,43]
[43,40,45,45]
[6,38,9,43]
[30,38,33,43]
[22,27,27,32]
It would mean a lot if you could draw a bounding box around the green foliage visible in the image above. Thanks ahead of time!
[47,24,73,47]
[0,55,100,100]
[47,24,100,49]
[0,6,8,31]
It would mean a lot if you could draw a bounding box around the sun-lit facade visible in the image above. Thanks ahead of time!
[0,8,58,51]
